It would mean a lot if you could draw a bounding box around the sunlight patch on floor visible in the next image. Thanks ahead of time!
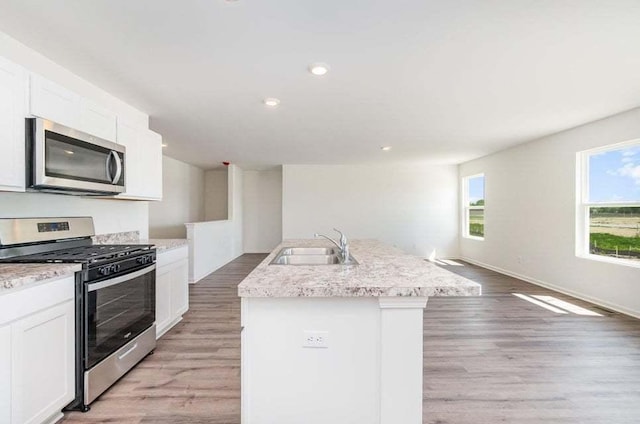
[532,295,603,316]
[433,259,464,266]
[512,293,569,314]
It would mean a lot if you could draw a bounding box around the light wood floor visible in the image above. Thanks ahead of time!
[60,255,640,423]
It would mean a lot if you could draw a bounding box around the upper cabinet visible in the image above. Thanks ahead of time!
[0,56,27,192]
[78,98,117,142]
[30,74,117,142]
[0,54,162,199]
[29,73,81,129]
[116,120,163,200]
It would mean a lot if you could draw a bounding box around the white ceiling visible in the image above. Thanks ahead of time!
[1,1,640,170]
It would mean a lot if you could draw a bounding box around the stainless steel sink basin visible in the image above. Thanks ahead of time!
[279,247,337,255]
[269,247,358,265]
[271,254,342,265]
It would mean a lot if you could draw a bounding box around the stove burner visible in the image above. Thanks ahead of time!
[0,244,153,264]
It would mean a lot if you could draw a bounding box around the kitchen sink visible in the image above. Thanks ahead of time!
[271,254,342,265]
[279,247,337,255]
[270,247,358,265]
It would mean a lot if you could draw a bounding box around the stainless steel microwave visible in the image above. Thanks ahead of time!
[27,118,126,195]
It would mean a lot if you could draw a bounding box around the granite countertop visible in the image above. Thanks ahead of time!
[238,239,481,298]
[92,231,188,254]
[146,239,188,253]
[0,263,82,293]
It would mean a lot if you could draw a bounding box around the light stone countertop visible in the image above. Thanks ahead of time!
[0,263,82,293]
[238,239,481,298]
[146,239,188,253]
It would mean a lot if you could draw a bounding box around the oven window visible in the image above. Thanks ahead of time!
[45,130,125,185]
[86,268,155,368]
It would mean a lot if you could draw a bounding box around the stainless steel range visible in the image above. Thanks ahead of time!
[0,217,156,412]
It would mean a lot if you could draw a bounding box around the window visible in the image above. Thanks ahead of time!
[578,141,640,265]
[463,174,485,239]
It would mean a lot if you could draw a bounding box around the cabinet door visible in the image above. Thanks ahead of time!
[0,56,27,192]
[116,120,143,197]
[0,325,10,424]
[116,121,163,200]
[139,129,163,200]
[78,98,117,141]
[171,260,189,318]
[11,300,75,424]
[30,73,80,128]
[155,267,173,339]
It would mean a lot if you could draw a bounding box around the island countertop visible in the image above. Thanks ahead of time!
[237,239,481,298]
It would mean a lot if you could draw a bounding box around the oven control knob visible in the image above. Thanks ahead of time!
[99,267,109,276]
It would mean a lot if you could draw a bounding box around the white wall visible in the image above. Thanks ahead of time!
[229,165,244,258]
[282,164,459,258]
[0,31,150,237]
[185,165,244,282]
[243,168,283,253]
[149,156,205,239]
[0,192,149,239]
[459,107,640,317]
[204,169,228,221]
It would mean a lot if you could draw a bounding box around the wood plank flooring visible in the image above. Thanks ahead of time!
[60,255,640,423]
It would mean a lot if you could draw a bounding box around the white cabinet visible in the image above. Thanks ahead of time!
[155,267,173,335]
[30,74,117,142]
[156,246,189,339]
[0,325,11,424]
[116,120,163,200]
[30,73,81,129]
[0,56,27,192]
[0,275,76,424]
[11,300,75,424]
[78,98,117,142]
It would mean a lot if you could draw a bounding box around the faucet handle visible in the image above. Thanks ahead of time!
[333,228,347,247]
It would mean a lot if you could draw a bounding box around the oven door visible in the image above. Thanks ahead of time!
[29,117,126,194]
[85,264,155,369]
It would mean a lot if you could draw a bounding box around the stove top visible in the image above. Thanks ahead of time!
[0,244,154,264]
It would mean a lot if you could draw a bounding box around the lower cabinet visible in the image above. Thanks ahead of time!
[156,246,189,339]
[0,275,75,424]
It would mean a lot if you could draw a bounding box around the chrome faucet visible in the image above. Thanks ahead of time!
[314,228,351,263]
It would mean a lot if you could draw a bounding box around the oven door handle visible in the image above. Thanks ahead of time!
[88,264,156,292]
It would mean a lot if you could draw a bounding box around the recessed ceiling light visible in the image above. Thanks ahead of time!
[161,143,168,148]
[381,146,392,151]
[263,98,280,107]
[309,63,330,76]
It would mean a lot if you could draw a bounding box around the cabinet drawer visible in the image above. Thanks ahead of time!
[156,245,188,268]
[0,275,75,326]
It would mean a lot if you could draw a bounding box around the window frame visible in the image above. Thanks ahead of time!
[576,139,640,268]
[462,173,485,241]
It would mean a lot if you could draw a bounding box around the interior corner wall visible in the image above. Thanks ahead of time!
[0,31,150,237]
[204,169,228,221]
[243,168,283,253]
[459,107,640,317]
[282,164,459,258]
[148,156,205,239]
[229,165,244,257]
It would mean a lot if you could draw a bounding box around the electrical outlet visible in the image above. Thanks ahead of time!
[303,331,329,348]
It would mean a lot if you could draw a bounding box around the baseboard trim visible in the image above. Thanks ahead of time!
[459,256,640,320]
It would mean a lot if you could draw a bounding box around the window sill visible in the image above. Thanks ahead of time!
[577,253,640,269]
[463,235,485,241]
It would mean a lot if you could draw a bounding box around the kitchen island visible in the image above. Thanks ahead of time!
[238,239,480,424]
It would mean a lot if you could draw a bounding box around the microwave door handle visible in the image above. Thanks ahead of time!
[111,151,123,184]
[105,152,113,182]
